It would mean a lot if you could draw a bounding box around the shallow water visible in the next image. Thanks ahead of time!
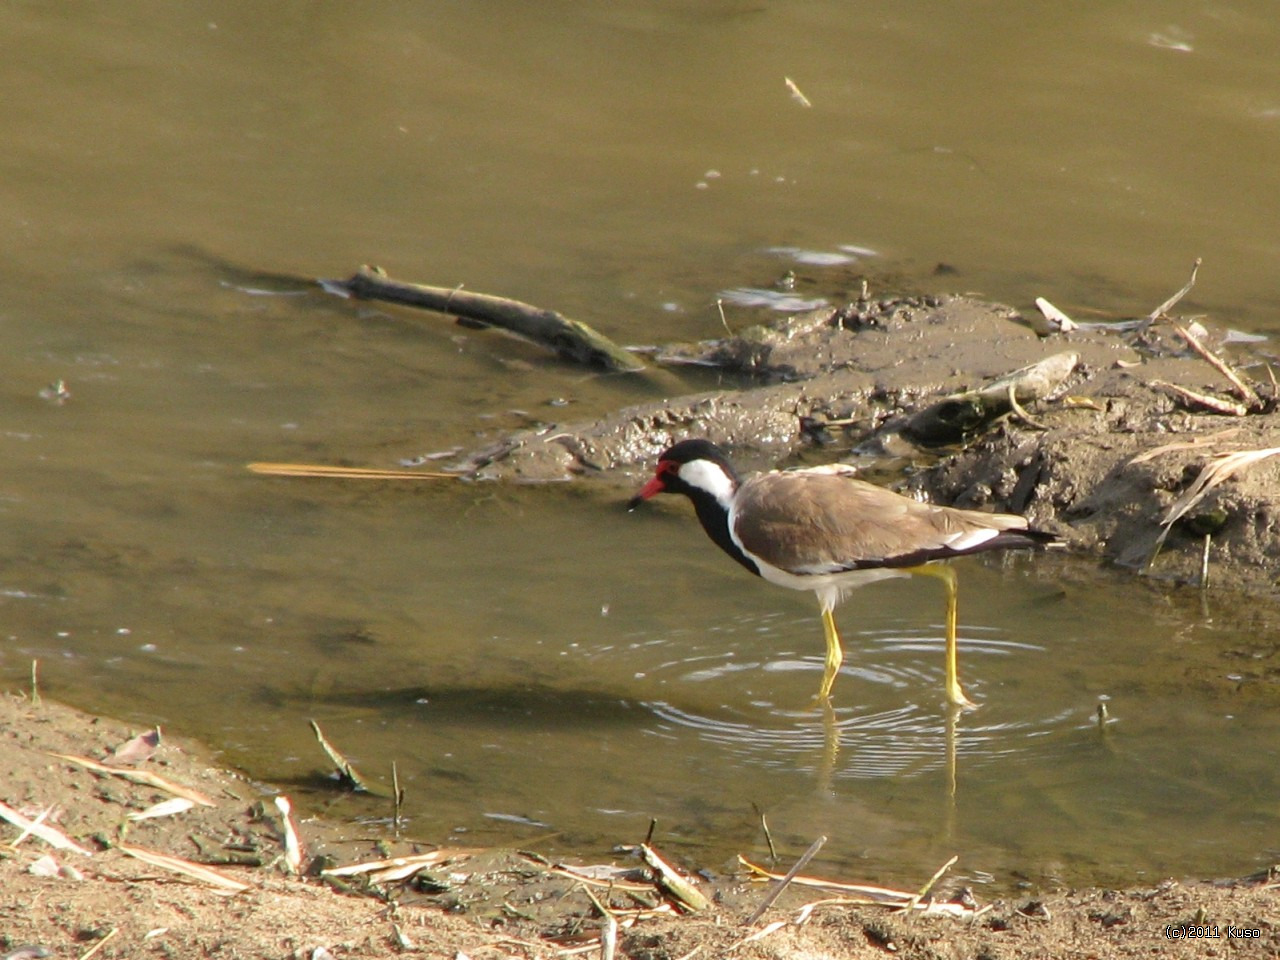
[2,3,1280,890]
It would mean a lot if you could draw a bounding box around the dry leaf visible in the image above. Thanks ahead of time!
[116,842,250,894]
[106,727,161,766]
[0,799,93,856]
[127,797,196,821]
[274,796,304,874]
[47,751,216,807]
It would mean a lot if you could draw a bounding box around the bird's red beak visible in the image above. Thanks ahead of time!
[627,472,666,511]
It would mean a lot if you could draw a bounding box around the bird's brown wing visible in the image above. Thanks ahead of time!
[732,470,1032,574]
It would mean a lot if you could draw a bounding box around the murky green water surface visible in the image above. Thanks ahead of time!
[2,3,1279,891]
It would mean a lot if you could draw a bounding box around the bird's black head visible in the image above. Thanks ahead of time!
[627,439,740,511]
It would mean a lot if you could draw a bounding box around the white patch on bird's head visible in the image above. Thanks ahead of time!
[677,458,737,507]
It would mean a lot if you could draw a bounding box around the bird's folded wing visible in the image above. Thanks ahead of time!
[733,472,1026,574]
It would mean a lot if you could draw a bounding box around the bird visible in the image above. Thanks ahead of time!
[628,439,1057,707]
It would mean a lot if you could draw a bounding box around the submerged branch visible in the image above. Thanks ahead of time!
[325,265,646,373]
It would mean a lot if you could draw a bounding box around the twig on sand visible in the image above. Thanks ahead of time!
[1171,323,1261,407]
[76,926,118,960]
[904,854,959,916]
[745,835,827,925]
[1150,380,1250,417]
[637,843,711,913]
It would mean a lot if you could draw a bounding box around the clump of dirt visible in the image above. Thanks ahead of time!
[2,692,1277,959]
[458,294,1280,596]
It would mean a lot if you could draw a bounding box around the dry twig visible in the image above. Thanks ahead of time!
[309,720,376,793]
[745,835,827,925]
[1150,380,1249,416]
[1146,257,1201,324]
[1171,323,1260,406]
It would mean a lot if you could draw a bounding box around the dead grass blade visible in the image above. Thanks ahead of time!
[1147,447,1280,569]
[76,926,118,960]
[126,797,196,822]
[0,799,94,856]
[1127,429,1242,465]
[784,76,813,108]
[116,841,251,894]
[1147,257,1201,323]
[543,862,655,893]
[322,847,480,884]
[738,853,972,917]
[46,751,217,807]
[793,894,974,921]
[1160,448,1280,527]
[1172,323,1260,406]
[247,462,456,480]
[905,854,958,913]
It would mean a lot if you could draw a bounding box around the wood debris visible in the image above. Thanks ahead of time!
[308,720,377,794]
[323,265,645,373]
[635,843,710,913]
[322,848,479,884]
[738,854,976,918]
[745,835,826,925]
[1031,297,1078,335]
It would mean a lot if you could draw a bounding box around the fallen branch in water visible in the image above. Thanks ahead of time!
[323,265,646,373]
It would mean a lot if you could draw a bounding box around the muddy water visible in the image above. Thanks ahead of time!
[3,4,1280,890]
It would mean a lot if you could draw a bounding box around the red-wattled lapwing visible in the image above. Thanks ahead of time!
[628,439,1057,707]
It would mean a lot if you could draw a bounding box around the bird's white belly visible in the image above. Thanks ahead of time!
[755,563,913,612]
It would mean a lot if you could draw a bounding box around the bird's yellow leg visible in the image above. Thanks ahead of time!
[817,606,844,700]
[905,563,978,709]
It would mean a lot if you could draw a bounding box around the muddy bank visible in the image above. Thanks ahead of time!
[458,294,1280,594]
[2,692,1277,959]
